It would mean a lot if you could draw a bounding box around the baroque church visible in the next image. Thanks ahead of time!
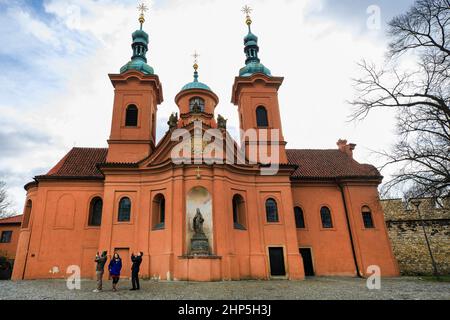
[12,7,398,281]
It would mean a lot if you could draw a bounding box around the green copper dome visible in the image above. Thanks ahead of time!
[181,70,212,92]
[239,61,271,77]
[244,32,258,45]
[239,20,271,77]
[120,26,155,75]
[121,59,154,75]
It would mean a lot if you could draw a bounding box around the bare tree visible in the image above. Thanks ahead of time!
[0,181,12,218]
[351,0,450,199]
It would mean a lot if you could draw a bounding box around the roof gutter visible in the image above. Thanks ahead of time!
[336,179,363,278]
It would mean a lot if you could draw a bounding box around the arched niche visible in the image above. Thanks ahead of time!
[54,194,76,229]
[186,186,213,254]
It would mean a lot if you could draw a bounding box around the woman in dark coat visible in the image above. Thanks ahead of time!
[108,253,122,292]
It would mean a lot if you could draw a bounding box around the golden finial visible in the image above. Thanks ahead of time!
[242,5,253,26]
[192,51,200,71]
[137,2,149,27]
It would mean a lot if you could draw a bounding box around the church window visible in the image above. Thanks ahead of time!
[232,194,246,230]
[125,105,138,127]
[88,197,103,227]
[320,207,333,229]
[189,97,205,113]
[152,194,166,230]
[266,198,279,223]
[362,206,374,229]
[0,231,12,243]
[294,206,305,229]
[118,197,131,222]
[256,106,269,127]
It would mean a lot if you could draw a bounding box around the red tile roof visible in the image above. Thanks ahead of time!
[35,147,380,181]
[40,148,108,179]
[0,215,23,225]
[286,149,381,180]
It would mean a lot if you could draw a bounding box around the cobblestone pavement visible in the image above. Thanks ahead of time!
[0,277,448,300]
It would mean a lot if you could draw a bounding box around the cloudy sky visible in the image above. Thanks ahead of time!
[0,0,416,213]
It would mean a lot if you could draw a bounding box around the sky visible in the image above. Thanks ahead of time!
[0,0,416,213]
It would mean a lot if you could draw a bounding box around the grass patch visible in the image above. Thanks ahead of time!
[419,275,450,283]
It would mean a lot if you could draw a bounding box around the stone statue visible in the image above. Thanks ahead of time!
[192,102,202,114]
[167,112,178,130]
[190,208,210,255]
[217,114,227,130]
[193,209,204,235]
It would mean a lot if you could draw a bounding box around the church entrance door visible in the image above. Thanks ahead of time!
[268,247,286,277]
[300,248,315,276]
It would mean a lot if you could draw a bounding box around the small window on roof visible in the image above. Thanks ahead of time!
[190,97,205,113]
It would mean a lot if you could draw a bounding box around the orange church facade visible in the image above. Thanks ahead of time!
[12,9,399,281]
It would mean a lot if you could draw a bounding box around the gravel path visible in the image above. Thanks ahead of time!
[0,277,448,300]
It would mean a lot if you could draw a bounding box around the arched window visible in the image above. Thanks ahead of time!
[362,206,374,229]
[125,105,138,127]
[189,97,205,113]
[266,198,279,223]
[232,194,246,230]
[152,194,166,230]
[256,106,269,127]
[320,206,333,229]
[118,197,131,222]
[294,206,305,229]
[22,200,32,229]
[88,197,103,227]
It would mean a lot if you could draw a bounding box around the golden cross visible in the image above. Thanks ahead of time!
[192,50,200,71]
[196,166,201,179]
[242,5,253,18]
[192,51,200,64]
[137,3,149,15]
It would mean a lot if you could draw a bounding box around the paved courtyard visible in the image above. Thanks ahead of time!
[0,277,449,300]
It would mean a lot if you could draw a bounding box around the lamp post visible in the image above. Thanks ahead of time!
[410,200,440,278]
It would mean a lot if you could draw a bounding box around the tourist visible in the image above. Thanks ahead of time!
[108,253,122,292]
[130,252,143,291]
[93,251,107,293]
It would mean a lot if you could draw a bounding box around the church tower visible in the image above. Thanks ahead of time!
[107,5,163,163]
[231,6,287,164]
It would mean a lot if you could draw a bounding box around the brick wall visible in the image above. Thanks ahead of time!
[382,198,450,275]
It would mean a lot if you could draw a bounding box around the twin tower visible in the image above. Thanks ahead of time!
[106,8,288,165]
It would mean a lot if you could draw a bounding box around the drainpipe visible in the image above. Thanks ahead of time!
[336,180,362,278]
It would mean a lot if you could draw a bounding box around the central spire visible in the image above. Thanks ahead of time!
[192,50,200,83]
[239,5,271,77]
[120,2,154,75]
[180,51,212,92]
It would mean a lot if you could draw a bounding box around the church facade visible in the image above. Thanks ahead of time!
[12,9,399,281]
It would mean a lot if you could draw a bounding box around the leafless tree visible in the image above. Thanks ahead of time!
[351,0,450,199]
[0,180,12,218]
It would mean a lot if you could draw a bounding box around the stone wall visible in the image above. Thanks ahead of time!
[382,198,450,275]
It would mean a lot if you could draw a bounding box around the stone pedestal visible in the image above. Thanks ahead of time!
[190,232,210,256]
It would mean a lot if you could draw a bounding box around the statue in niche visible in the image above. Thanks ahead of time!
[192,102,202,114]
[190,208,210,256]
[193,209,205,235]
